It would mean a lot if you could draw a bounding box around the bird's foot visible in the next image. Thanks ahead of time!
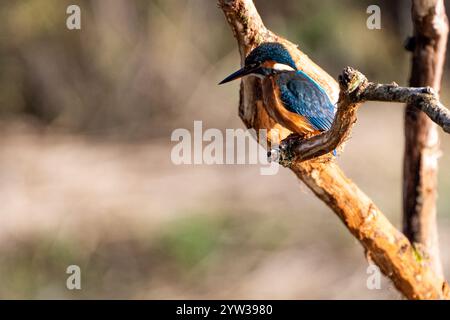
[268,133,304,167]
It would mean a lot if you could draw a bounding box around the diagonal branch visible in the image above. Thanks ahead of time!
[219,0,449,300]
[271,67,450,165]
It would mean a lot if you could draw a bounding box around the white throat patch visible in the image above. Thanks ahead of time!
[272,63,296,72]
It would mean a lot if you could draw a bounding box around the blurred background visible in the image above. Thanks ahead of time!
[0,0,449,299]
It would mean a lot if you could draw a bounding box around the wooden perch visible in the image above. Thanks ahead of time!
[270,67,450,165]
[403,0,448,280]
[218,0,449,299]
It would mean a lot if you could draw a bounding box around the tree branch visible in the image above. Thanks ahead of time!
[270,67,450,165]
[219,0,449,299]
[403,0,448,280]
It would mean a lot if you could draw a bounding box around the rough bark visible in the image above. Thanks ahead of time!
[218,0,449,299]
[270,69,450,164]
[403,0,448,280]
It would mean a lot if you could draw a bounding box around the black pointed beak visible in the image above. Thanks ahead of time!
[219,65,259,85]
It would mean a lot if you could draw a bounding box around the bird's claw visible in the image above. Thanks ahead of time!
[423,87,435,95]
[267,134,300,167]
[268,146,295,167]
[267,148,280,163]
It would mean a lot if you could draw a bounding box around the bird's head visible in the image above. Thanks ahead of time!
[219,42,297,84]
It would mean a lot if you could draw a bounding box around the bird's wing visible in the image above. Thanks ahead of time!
[278,71,336,131]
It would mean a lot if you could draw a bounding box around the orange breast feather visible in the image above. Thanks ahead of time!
[262,76,318,135]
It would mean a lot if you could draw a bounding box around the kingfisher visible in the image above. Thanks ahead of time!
[219,42,336,144]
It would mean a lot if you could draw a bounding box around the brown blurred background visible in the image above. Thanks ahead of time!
[0,0,449,299]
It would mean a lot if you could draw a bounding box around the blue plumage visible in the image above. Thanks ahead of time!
[244,43,335,133]
[220,42,336,142]
[277,70,335,132]
[245,43,297,71]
